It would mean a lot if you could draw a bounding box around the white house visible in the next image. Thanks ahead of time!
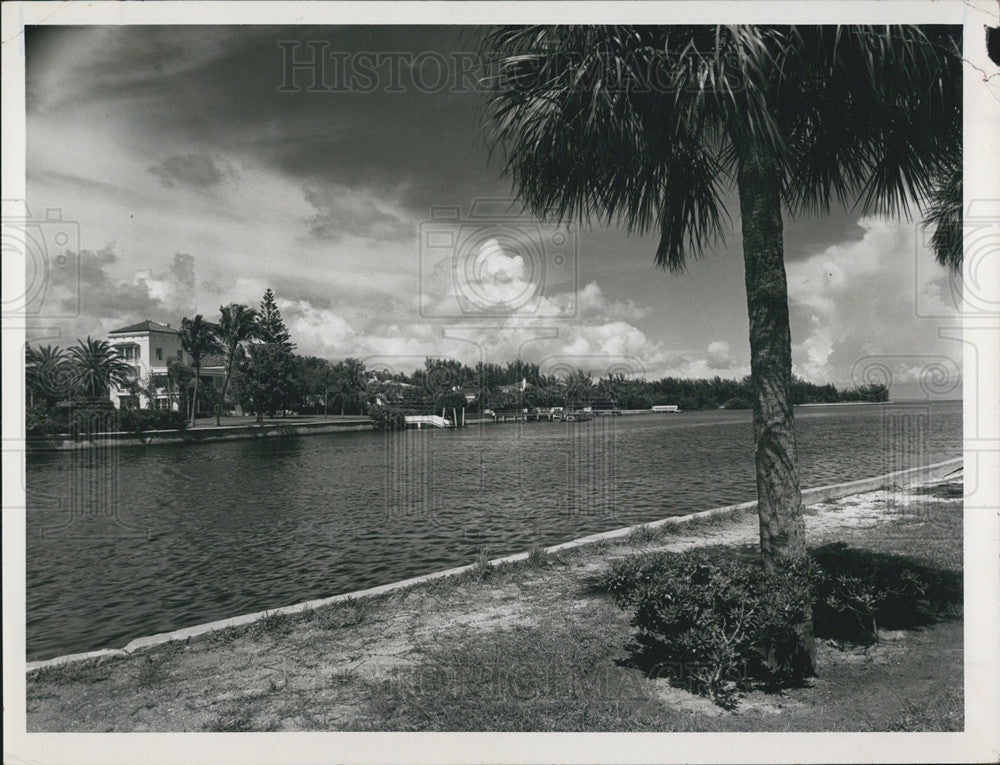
[107,320,226,412]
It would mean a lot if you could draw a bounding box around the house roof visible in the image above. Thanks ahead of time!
[109,320,176,335]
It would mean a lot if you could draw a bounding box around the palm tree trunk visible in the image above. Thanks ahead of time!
[737,147,816,674]
[217,354,234,427]
[190,365,200,429]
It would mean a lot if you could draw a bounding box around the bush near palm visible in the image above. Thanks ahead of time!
[482,24,961,673]
[602,544,962,705]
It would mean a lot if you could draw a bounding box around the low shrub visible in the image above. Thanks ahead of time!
[26,404,63,438]
[118,408,187,435]
[607,548,820,705]
[367,406,406,431]
[27,401,114,437]
[601,550,676,605]
[27,402,187,438]
[604,543,963,705]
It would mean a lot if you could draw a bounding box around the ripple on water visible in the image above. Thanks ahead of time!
[25,402,961,659]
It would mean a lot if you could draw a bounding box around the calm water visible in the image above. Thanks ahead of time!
[26,401,961,660]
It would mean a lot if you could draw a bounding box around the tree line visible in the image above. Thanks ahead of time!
[25,287,887,438]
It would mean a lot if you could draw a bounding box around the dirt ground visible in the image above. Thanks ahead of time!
[26,476,964,732]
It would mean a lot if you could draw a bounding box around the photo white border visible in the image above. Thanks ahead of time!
[3,2,998,763]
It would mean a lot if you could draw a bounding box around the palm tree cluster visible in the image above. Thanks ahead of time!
[25,338,133,406]
[481,24,961,672]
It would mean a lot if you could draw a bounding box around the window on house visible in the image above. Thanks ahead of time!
[156,347,163,361]
[177,350,183,360]
[115,344,139,362]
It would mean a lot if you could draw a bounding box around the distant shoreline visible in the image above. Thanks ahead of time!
[795,401,886,407]
[797,399,962,407]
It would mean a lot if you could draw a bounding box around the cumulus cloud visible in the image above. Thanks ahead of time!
[706,340,731,369]
[147,153,227,189]
[453,238,531,308]
[278,298,357,356]
[32,246,205,342]
[786,216,961,390]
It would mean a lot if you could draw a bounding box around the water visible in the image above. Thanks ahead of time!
[26,401,961,660]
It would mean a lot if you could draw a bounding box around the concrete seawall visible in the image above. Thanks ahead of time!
[26,417,373,451]
[25,456,962,673]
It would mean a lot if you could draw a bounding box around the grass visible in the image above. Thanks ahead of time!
[355,621,671,732]
[247,610,296,639]
[310,597,368,630]
[526,543,548,567]
[473,547,492,580]
[128,655,169,687]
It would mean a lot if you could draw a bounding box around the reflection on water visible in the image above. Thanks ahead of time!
[26,401,961,660]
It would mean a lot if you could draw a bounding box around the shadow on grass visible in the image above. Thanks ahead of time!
[810,542,962,645]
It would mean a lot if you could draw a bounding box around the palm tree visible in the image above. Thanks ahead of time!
[215,303,260,425]
[483,25,960,671]
[66,336,134,400]
[178,315,223,428]
[166,359,193,419]
[25,343,71,409]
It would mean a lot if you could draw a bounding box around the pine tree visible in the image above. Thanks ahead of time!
[258,288,295,350]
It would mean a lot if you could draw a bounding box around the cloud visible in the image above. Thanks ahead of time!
[278,298,357,356]
[706,340,731,369]
[302,185,415,243]
[147,154,226,189]
[35,245,202,343]
[786,216,960,388]
[31,238,752,386]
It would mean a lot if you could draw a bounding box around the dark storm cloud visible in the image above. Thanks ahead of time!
[28,26,504,218]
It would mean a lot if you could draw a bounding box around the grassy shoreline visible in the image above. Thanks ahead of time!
[26,472,963,732]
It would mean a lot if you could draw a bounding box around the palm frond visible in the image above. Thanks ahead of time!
[482,25,736,270]
[482,24,961,270]
[781,26,961,219]
[922,150,962,272]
